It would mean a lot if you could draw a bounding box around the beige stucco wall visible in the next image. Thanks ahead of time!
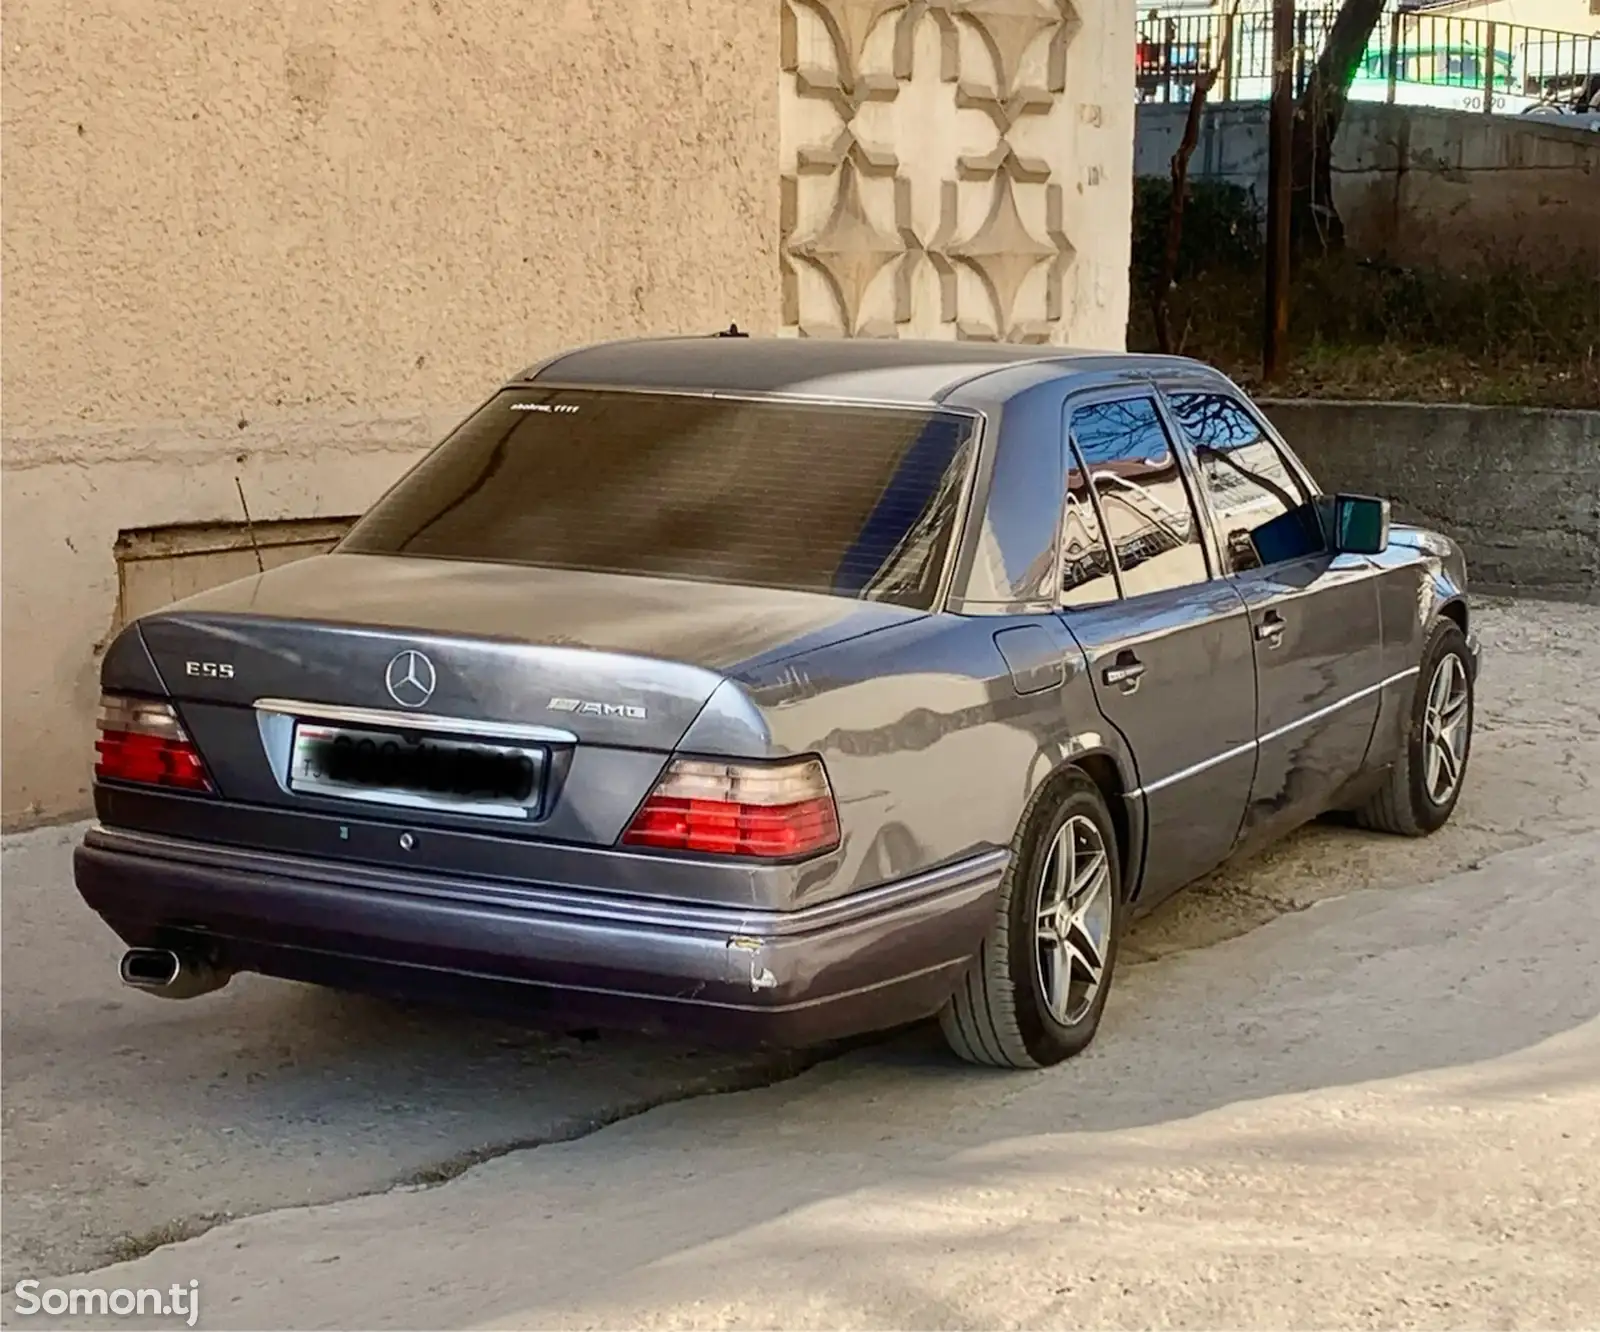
[2,0,1134,826]
[1,0,782,824]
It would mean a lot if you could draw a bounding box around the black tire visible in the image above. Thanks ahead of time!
[939,770,1125,1069]
[1354,616,1475,837]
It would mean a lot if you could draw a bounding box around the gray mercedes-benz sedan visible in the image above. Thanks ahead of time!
[75,336,1480,1068]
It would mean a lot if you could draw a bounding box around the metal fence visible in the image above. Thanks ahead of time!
[1135,3,1598,115]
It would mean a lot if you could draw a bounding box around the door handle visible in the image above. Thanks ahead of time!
[1255,609,1286,648]
[1102,652,1146,693]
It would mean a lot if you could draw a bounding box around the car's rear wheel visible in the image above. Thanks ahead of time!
[939,771,1124,1069]
[1354,615,1475,837]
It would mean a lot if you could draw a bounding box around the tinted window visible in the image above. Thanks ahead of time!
[1060,449,1120,609]
[340,388,976,611]
[1167,392,1322,573]
[1068,397,1210,598]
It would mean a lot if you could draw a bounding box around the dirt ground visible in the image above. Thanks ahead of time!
[2,598,1597,1328]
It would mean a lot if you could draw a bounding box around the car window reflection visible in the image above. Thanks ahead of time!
[1068,398,1210,598]
[1060,462,1120,607]
[1168,393,1323,573]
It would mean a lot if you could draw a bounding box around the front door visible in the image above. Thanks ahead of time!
[1164,389,1386,845]
[1055,394,1258,907]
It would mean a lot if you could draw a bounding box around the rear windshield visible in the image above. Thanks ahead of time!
[339,387,978,611]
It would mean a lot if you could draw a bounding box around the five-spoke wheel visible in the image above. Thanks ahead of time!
[1355,614,1476,837]
[1034,815,1115,1029]
[941,771,1124,1068]
[1422,651,1471,807]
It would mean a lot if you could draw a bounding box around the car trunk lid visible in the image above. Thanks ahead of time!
[118,554,922,848]
[135,552,921,746]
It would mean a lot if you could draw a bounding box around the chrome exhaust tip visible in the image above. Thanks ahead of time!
[119,947,180,988]
[119,947,231,1000]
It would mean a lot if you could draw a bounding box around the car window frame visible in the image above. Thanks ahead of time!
[1056,386,1218,610]
[1156,376,1324,494]
[1154,381,1328,576]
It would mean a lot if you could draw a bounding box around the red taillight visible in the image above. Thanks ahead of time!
[94,695,212,793]
[622,756,840,859]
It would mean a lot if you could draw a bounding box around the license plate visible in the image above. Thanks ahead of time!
[288,722,546,819]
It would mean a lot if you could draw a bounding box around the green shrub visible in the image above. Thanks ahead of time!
[1124,206,1599,408]
[1131,175,1262,291]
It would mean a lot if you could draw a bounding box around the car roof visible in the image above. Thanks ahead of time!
[513,335,1212,407]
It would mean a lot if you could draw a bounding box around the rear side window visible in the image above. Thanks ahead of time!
[1060,451,1120,609]
[340,388,978,611]
[1068,397,1211,599]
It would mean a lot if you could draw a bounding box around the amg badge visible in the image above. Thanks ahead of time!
[547,696,646,721]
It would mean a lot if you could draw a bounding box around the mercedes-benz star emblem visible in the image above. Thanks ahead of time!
[384,650,437,709]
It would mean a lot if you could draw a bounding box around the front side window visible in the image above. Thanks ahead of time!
[1166,391,1323,573]
[1068,397,1210,599]
[339,388,978,611]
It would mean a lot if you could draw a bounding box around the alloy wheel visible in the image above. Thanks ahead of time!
[1423,652,1470,805]
[1034,814,1115,1028]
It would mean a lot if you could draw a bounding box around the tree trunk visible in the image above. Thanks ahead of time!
[1151,65,1220,355]
[1290,0,1387,252]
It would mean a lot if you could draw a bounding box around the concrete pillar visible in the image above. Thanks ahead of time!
[779,0,1134,346]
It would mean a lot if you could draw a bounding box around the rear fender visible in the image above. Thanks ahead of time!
[102,623,169,697]
[1023,744,1145,908]
[716,614,1139,907]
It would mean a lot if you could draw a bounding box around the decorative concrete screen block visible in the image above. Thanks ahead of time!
[115,518,356,628]
[780,0,1131,345]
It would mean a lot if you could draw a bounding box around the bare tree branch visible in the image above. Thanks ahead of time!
[1151,0,1243,355]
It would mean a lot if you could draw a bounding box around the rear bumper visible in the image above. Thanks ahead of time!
[74,827,1005,1048]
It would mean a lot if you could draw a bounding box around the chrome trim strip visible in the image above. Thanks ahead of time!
[933,415,988,613]
[1129,666,1422,799]
[1135,738,1257,798]
[253,699,579,746]
[525,380,990,420]
[1256,666,1419,747]
[81,826,1011,939]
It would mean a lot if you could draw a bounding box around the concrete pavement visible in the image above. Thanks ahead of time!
[13,829,1600,1330]
[1,822,811,1280]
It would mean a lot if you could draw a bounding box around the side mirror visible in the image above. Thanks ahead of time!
[1319,493,1391,555]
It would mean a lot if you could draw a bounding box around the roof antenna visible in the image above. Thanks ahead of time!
[713,322,748,337]
[235,475,265,574]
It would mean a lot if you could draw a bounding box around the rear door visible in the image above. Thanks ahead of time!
[1161,387,1386,845]
[1054,393,1258,907]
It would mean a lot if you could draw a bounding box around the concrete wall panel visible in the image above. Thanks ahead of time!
[1135,101,1600,274]
[1264,400,1600,603]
